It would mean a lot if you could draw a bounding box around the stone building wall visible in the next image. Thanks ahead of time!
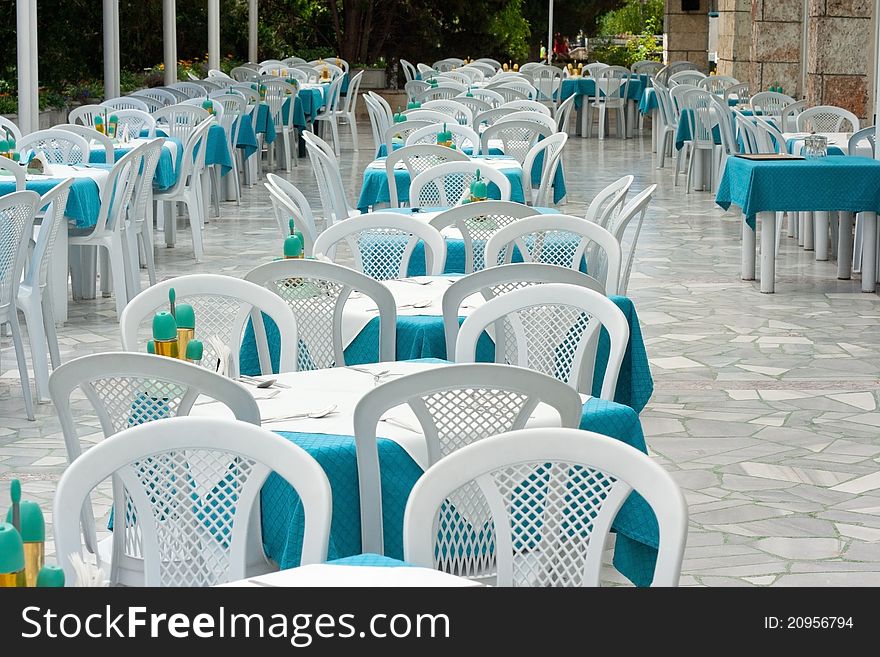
[750,0,805,97]
[716,0,752,81]
[665,0,710,70]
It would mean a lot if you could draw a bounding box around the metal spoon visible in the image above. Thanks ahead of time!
[263,404,338,423]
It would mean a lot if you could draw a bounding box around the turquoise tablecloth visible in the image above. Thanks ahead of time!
[153,125,233,175]
[260,363,658,587]
[88,140,181,191]
[375,143,505,158]
[560,75,646,110]
[0,174,106,229]
[675,108,722,150]
[239,295,653,412]
[638,88,658,115]
[716,155,880,229]
[328,554,411,567]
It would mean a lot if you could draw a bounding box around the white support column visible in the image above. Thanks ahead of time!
[547,0,554,64]
[113,0,121,95]
[163,0,178,85]
[16,0,38,134]
[208,0,220,71]
[103,0,120,99]
[249,0,258,63]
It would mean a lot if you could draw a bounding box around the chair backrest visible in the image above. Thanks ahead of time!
[490,85,530,103]
[632,60,664,76]
[754,116,787,153]
[497,111,558,135]
[779,99,806,132]
[416,85,467,103]
[0,116,22,143]
[54,417,332,587]
[265,173,318,251]
[500,99,552,116]
[181,97,226,121]
[400,59,418,84]
[523,131,567,207]
[301,131,355,226]
[453,94,492,116]
[734,110,762,154]
[318,74,346,114]
[405,80,431,100]
[353,363,584,554]
[652,80,675,127]
[404,122,480,153]
[682,88,716,147]
[103,96,150,112]
[849,126,876,157]
[480,120,553,166]
[420,99,473,126]
[697,75,738,94]
[403,108,457,124]
[410,161,512,207]
[554,94,576,133]
[484,213,620,294]
[283,56,307,66]
[668,70,706,87]
[87,142,147,238]
[0,191,40,312]
[54,123,115,164]
[313,212,447,280]
[668,84,699,120]
[585,175,633,230]
[608,184,656,296]
[160,116,213,196]
[709,94,738,157]
[584,63,609,78]
[26,180,73,291]
[18,128,90,165]
[262,78,298,128]
[797,105,860,133]
[595,66,632,103]
[245,259,396,370]
[127,138,164,234]
[474,107,517,130]
[339,70,364,115]
[470,88,505,108]
[364,94,388,155]
[68,104,106,128]
[442,262,606,358]
[208,68,233,79]
[475,58,502,70]
[386,144,470,206]
[120,274,299,378]
[456,283,629,397]
[723,82,749,103]
[0,157,25,190]
[403,427,688,586]
[130,87,179,108]
[381,119,435,164]
[531,65,563,105]
[113,109,157,139]
[158,86,189,102]
[230,84,261,105]
[169,81,209,99]
[457,67,484,84]
[750,90,796,117]
[152,104,211,143]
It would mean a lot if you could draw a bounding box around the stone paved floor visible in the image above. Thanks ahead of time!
[2,119,879,586]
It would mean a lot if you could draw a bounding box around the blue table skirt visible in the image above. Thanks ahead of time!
[154,125,233,175]
[298,87,326,125]
[675,108,722,150]
[329,554,412,567]
[239,295,653,413]
[89,140,180,191]
[0,174,106,229]
[638,88,657,115]
[560,75,646,110]
[261,380,658,587]
[716,155,880,229]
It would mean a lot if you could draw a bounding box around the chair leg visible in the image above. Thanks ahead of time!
[99,247,111,298]
[9,315,35,420]
[187,192,205,262]
[348,113,358,150]
[139,224,158,286]
[122,224,141,298]
[19,295,49,402]
[329,119,340,156]
[106,237,129,317]
[41,292,61,369]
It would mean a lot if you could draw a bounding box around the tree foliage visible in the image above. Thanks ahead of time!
[598,0,664,36]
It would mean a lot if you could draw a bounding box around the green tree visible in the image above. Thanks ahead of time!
[598,0,664,36]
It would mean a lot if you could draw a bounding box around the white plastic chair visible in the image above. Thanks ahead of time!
[403,108,456,124]
[651,81,677,167]
[410,161,512,206]
[152,103,211,143]
[302,131,358,226]
[18,129,90,165]
[405,80,431,101]
[265,173,318,251]
[555,94,576,134]
[245,259,396,370]
[231,66,259,82]
[453,94,492,116]
[123,138,165,295]
[404,122,480,153]
[470,88,505,108]
[386,144,469,207]
[0,116,23,143]
[313,74,346,156]
[0,190,40,420]
[585,175,633,230]
[400,59,418,84]
[54,416,332,587]
[103,96,151,112]
[313,212,447,280]
[779,99,806,132]
[480,120,553,167]
[0,157,25,189]
[353,363,584,554]
[496,110,558,134]
[208,93,247,207]
[68,104,107,128]
[632,60,664,77]
[797,105,860,133]
[48,352,264,584]
[381,119,435,159]
[169,81,208,99]
[120,274,299,377]
[262,78,299,171]
[484,213,621,294]
[589,66,631,140]
[429,201,537,273]
[403,427,688,586]
[68,143,146,316]
[415,86,467,103]
[750,91,796,117]
[681,88,718,194]
[697,75,738,95]
[608,184,657,295]
[113,109,157,139]
[53,123,114,165]
[153,117,214,262]
[489,85,530,103]
[709,95,738,190]
[532,65,563,109]
[723,82,750,105]
[668,70,707,86]
[522,131,567,206]
[335,70,364,150]
[18,180,72,401]
[420,99,474,126]
[130,88,178,109]
[500,99,552,116]
[456,283,629,396]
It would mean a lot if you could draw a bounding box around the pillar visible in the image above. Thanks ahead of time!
[163,0,177,85]
[248,0,258,63]
[16,0,38,135]
[807,0,872,119]
[665,0,710,70]
[208,0,220,71]
[103,0,120,99]
[716,0,752,81]
[750,0,805,98]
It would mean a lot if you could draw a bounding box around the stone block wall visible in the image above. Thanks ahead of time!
[750,0,805,97]
[665,0,710,70]
[716,0,752,80]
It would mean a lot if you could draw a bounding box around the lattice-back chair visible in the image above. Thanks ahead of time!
[103,96,150,112]
[470,87,505,108]
[420,99,474,126]
[112,109,157,139]
[631,60,664,77]
[480,120,552,167]
[353,363,583,555]
[454,94,492,116]
[500,99,552,116]
[607,184,656,296]
[456,283,629,396]
[429,201,536,273]
[749,90,796,117]
[589,66,632,140]
[779,99,806,132]
[585,175,633,230]
[0,116,22,143]
[48,353,267,585]
[523,131,567,207]
[474,107,517,131]
[0,191,41,420]
[496,111,557,134]
[484,213,621,295]
[265,173,318,251]
[231,66,259,82]
[382,119,435,159]
[301,131,358,226]
[262,78,299,171]
[555,94,576,134]
[410,161,512,207]
[130,87,179,109]
[54,417,332,587]
[313,212,447,280]
[169,81,209,99]
[532,65,563,109]
[124,138,165,292]
[403,427,688,586]
[415,85,467,103]
[364,93,389,156]
[54,123,115,164]
[386,144,469,207]
[404,123,481,153]
[152,104,211,143]
[491,86,530,103]
[697,75,738,95]
[797,105,860,133]
[723,82,750,106]
[405,80,431,101]
[18,129,90,165]
[668,70,705,86]
[245,259,396,371]
[119,274,299,378]
[68,104,107,128]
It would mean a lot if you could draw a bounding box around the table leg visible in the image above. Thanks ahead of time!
[49,224,68,323]
[837,212,854,279]
[803,212,814,251]
[814,211,829,261]
[163,201,176,248]
[650,110,658,153]
[742,216,756,281]
[575,102,583,137]
[626,101,635,139]
[860,211,877,293]
[759,211,777,293]
[797,212,805,247]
